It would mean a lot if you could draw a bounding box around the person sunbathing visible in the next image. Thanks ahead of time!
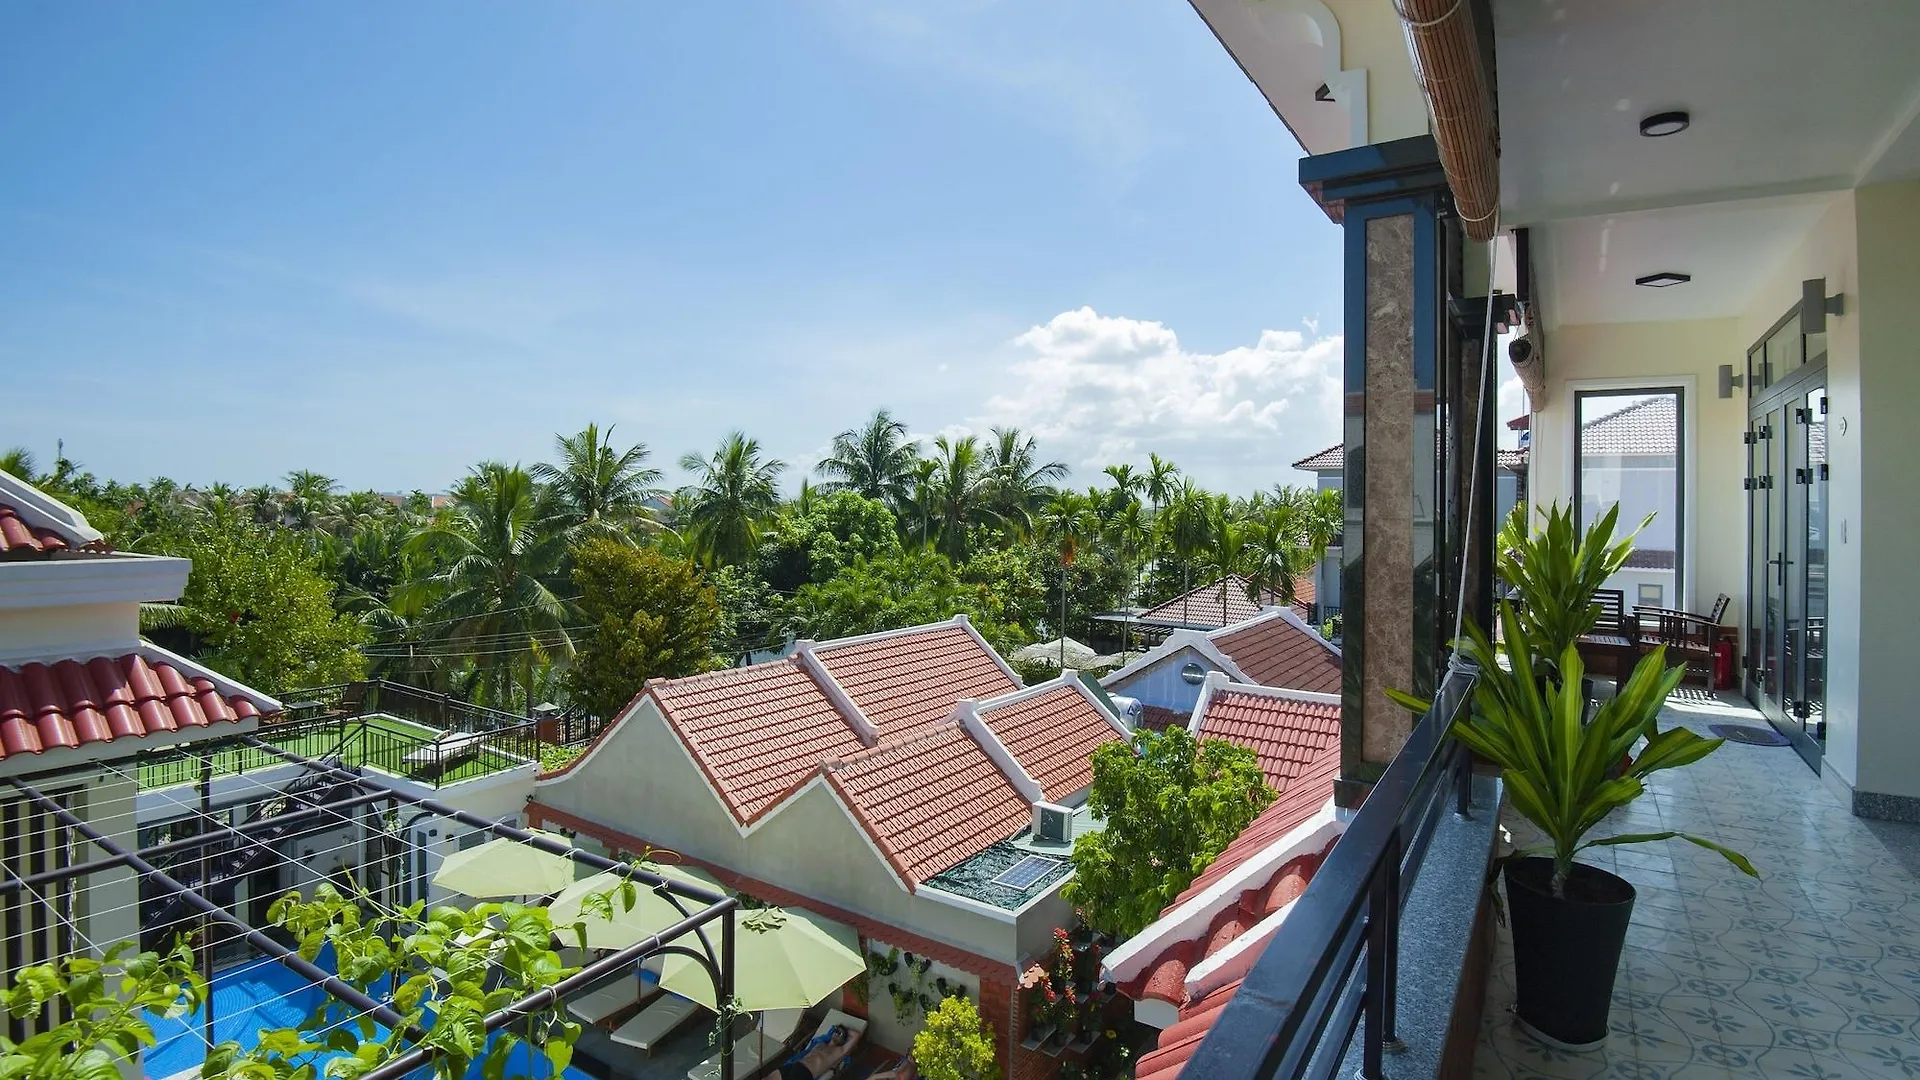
[779,1024,861,1080]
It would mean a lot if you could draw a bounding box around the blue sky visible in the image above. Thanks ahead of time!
[1,1,1354,496]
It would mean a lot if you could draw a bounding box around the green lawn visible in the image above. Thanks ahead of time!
[140,713,530,791]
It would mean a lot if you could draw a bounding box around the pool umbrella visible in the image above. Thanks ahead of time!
[432,828,579,900]
[1013,637,1098,669]
[656,906,863,1012]
[546,862,725,950]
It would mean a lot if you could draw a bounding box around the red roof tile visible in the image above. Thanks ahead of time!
[976,683,1121,801]
[824,722,1032,886]
[1137,704,1187,733]
[1137,575,1311,630]
[0,503,106,557]
[1193,688,1341,796]
[1295,441,1526,473]
[814,623,1019,741]
[1124,744,1347,1080]
[1211,614,1342,695]
[0,652,273,761]
[647,659,866,824]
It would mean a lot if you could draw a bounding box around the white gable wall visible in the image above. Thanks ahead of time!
[1105,646,1221,718]
[535,699,1018,963]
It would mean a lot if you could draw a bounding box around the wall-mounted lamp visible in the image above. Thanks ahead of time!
[1802,278,1844,334]
[1717,364,1745,399]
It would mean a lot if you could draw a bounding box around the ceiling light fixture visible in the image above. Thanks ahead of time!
[1640,110,1690,137]
[1636,272,1692,288]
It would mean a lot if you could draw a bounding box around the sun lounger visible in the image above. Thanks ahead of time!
[688,1008,865,1080]
[568,978,644,1026]
[611,993,702,1055]
[403,731,486,771]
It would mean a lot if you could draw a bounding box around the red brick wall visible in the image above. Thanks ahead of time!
[981,973,1065,1080]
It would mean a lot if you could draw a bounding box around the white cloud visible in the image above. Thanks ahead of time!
[974,307,1341,492]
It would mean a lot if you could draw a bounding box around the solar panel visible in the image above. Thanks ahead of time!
[992,855,1061,893]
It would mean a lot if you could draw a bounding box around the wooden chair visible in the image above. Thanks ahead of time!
[1634,593,1730,687]
[1574,588,1642,684]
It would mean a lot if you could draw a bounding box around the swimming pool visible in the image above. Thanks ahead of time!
[144,956,593,1079]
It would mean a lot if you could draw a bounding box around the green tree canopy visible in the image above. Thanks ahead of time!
[566,539,721,719]
[162,523,369,693]
[912,994,1001,1080]
[677,432,786,568]
[1063,726,1276,938]
[755,491,903,593]
[788,549,1025,653]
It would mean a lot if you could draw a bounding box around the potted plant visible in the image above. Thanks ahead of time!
[1397,502,1755,1048]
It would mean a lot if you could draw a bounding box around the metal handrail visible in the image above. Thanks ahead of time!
[1181,661,1480,1080]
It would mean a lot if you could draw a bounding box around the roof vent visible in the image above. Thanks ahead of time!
[1032,802,1073,844]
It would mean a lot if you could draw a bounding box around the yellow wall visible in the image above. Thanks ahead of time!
[1326,0,1428,145]
[1733,193,1861,792]
[1526,318,1745,623]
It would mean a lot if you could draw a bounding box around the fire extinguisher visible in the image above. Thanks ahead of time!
[1713,640,1736,691]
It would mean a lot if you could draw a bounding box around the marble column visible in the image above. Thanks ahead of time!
[1298,136,1454,803]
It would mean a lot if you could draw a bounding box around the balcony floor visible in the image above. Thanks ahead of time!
[1475,690,1920,1080]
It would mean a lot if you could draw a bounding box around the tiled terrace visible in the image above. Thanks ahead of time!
[1476,690,1920,1080]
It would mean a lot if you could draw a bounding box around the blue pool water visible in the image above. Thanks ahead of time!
[144,956,592,1080]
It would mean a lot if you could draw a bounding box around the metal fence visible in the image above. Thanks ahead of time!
[1181,661,1479,1080]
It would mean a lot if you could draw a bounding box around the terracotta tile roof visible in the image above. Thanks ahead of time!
[646,659,865,824]
[1211,613,1342,695]
[1295,442,1526,473]
[1581,394,1676,456]
[1136,575,1311,630]
[529,799,1007,979]
[1124,744,1346,1080]
[1291,444,1345,471]
[0,503,107,557]
[1194,688,1341,794]
[1137,704,1187,733]
[814,623,1019,741]
[976,683,1120,801]
[0,652,274,761]
[824,723,1032,886]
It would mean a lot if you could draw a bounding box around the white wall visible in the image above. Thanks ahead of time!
[536,703,1021,963]
[861,941,982,1054]
[1735,193,1862,793]
[1528,320,1741,622]
[0,601,140,664]
[1842,183,1920,801]
[1105,646,1216,717]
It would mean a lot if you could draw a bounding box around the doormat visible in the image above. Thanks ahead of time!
[1709,723,1791,746]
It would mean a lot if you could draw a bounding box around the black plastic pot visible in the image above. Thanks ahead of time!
[1503,856,1635,1048]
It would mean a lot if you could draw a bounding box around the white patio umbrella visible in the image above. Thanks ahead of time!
[1012,637,1098,669]
[431,828,579,900]
[546,862,726,950]
[656,906,864,1063]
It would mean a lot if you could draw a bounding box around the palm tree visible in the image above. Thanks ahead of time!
[283,470,339,533]
[529,423,664,544]
[241,485,283,527]
[902,458,941,549]
[817,410,921,510]
[1244,503,1313,609]
[925,435,1001,561]
[1104,496,1152,650]
[1161,480,1213,625]
[677,432,786,567]
[1200,495,1250,616]
[1143,454,1180,599]
[984,427,1068,537]
[0,447,36,480]
[1037,493,1097,668]
[400,463,574,711]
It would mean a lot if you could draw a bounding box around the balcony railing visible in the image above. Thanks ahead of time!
[1183,660,1479,1080]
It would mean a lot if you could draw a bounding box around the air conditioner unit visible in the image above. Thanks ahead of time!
[1032,802,1073,844]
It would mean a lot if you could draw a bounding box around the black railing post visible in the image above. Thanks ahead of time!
[1454,740,1474,817]
[1381,826,1402,1050]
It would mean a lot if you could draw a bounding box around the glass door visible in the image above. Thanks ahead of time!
[1744,310,1826,769]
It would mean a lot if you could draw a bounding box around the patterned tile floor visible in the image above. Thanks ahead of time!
[1475,689,1920,1080]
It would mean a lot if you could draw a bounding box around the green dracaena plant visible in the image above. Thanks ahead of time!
[1499,501,1645,672]
[1396,601,1756,898]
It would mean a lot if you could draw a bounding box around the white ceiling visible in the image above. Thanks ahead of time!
[1493,0,1920,223]
[1535,194,1835,327]
[1492,0,1920,324]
